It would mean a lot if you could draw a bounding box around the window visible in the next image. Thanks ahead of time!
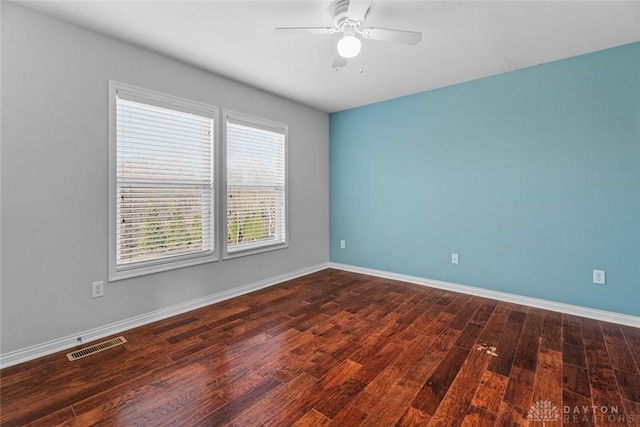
[224,112,288,257]
[109,82,218,281]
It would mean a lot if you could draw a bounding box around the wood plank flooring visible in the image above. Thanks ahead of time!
[1,269,639,426]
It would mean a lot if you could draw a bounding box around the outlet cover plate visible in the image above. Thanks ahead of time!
[451,253,459,264]
[92,281,105,298]
[593,270,605,285]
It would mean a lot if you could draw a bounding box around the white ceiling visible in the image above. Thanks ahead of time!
[15,0,640,113]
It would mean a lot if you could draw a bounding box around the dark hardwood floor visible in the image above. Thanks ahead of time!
[1,269,639,426]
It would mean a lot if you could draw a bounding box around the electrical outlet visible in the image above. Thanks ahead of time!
[340,240,346,249]
[593,270,605,285]
[451,253,459,264]
[92,281,104,298]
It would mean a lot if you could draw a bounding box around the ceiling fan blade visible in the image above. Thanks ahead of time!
[361,27,422,45]
[331,52,348,69]
[346,0,371,22]
[274,27,337,36]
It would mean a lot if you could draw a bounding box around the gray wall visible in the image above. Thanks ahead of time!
[0,3,329,354]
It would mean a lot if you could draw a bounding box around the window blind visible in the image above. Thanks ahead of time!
[226,118,286,253]
[116,96,214,268]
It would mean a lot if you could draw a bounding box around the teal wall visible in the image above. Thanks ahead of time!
[330,42,640,316]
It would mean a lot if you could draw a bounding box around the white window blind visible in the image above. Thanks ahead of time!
[226,115,287,255]
[114,88,215,273]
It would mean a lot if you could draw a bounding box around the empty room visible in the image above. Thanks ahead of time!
[1,0,639,425]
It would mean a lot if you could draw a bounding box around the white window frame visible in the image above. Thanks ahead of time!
[222,110,289,259]
[108,81,219,281]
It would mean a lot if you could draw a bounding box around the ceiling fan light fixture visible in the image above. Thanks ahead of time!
[274,0,422,69]
[337,34,361,58]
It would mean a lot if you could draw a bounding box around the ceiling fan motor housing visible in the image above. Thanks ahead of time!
[332,0,358,30]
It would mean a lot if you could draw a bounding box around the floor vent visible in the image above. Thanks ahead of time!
[66,336,127,361]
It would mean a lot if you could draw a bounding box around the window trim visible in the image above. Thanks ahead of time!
[108,81,219,281]
[222,110,289,260]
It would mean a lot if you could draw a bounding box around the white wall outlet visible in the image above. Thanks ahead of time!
[340,240,346,249]
[92,281,104,298]
[451,253,459,264]
[593,270,605,285]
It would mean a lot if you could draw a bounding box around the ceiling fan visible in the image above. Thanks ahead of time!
[275,0,422,69]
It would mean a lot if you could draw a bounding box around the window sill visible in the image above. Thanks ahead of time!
[109,253,219,282]
[223,241,289,260]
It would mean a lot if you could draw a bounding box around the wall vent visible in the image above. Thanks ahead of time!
[66,336,127,361]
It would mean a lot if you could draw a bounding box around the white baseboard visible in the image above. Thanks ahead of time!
[3,262,637,369]
[329,262,640,328]
[0,263,329,369]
